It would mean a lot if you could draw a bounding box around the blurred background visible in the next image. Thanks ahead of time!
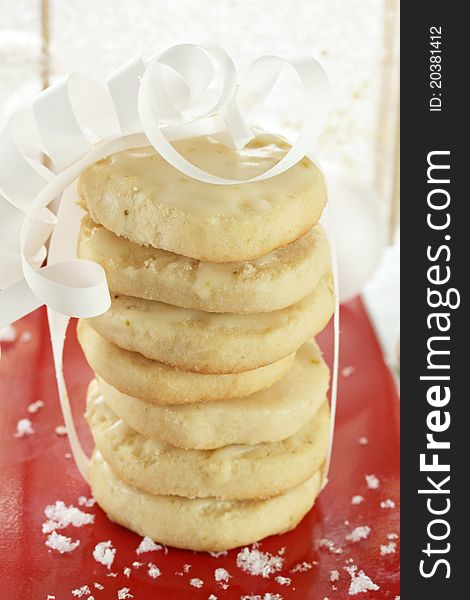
[0,0,400,372]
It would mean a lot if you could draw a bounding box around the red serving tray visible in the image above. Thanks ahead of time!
[0,298,399,599]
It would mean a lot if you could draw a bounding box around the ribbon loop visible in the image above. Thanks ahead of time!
[0,112,53,212]
[33,74,120,170]
[107,56,146,134]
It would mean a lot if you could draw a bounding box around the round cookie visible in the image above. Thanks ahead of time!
[95,340,330,449]
[87,379,330,500]
[90,450,323,552]
[86,275,334,374]
[78,216,331,314]
[77,321,294,405]
[78,133,327,262]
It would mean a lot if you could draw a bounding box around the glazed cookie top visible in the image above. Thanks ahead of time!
[78,134,327,261]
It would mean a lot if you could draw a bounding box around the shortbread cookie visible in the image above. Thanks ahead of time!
[78,134,327,262]
[78,216,331,313]
[95,340,329,449]
[77,322,293,405]
[86,275,334,373]
[90,450,323,552]
[87,381,329,500]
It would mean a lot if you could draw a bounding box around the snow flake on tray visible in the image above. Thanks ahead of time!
[380,498,396,509]
[78,495,96,508]
[55,424,68,436]
[0,324,17,342]
[189,577,204,588]
[365,474,380,489]
[27,400,44,414]
[329,569,340,582]
[45,531,80,554]
[93,540,116,569]
[175,564,192,576]
[342,366,355,377]
[351,495,364,505]
[275,575,291,586]
[214,567,231,585]
[123,567,131,578]
[241,594,284,600]
[345,566,380,595]
[208,595,218,600]
[117,588,133,599]
[209,550,228,558]
[236,546,284,577]
[380,541,397,556]
[135,536,163,555]
[148,563,161,579]
[42,500,94,533]
[94,583,104,590]
[290,561,315,573]
[358,437,368,446]
[346,526,371,543]
[14,417,34,437]
[72,585,91,597]
[388,532,399,540]
[317,538,343,554]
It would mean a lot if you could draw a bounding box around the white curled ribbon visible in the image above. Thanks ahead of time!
[0,43,337,488]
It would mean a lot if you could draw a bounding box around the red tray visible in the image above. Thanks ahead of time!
[0,298,399,599]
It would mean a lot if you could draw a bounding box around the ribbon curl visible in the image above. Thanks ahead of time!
[0,43,336,486]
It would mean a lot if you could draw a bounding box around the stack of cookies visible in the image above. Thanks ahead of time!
[76,133,334,552]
